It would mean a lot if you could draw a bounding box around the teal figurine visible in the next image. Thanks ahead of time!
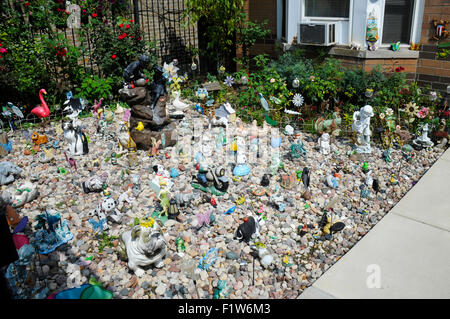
[170,168,179,178]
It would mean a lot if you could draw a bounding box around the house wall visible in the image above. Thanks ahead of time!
[415,0,450,94]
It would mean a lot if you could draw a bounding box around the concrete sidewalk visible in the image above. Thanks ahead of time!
[299,148,450,299]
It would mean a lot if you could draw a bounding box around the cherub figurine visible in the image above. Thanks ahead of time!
[351,105,374,153]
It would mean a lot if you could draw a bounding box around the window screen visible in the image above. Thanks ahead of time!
[382,0,414,43]
[305,0,350,18]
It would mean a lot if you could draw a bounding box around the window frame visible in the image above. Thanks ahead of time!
[379,0,422,47]
[301,0,352,21]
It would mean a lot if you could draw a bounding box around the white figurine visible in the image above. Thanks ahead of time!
[351,105,374,153]
[365,170,373,187]
[412,123,434,149]
[318,132,331,155]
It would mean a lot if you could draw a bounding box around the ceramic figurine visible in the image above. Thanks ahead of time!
[11,182,38,208]
[90,198,123,227]
[269,151,282,174]
[83,172,108,193]
[326,174,338,189]
[301,167,310,189]
[62,120,89,156]
[261,174,270,187]
[234,216,261,243]
[280,173,297,189]
[412,123,434,149]
[31,89,50,120]
[233,136,251,176]
[258,247,274,269]
[318,132,331,155]
[117,224,167,277]
[365,170,373,187]
[31,132,48,146]
[0,161,22,185]
[351,105,374,153]
[149,65,167,109]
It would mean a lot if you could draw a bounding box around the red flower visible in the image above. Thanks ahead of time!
[24,2,30,6]
[125,24,130,29]
[92,13,97,18]
[119,23,123,28]
[129,35,134,39]
[137,37,141,41]
[111,54,117,59]
[118,33,127,40]
[130,19,134,23]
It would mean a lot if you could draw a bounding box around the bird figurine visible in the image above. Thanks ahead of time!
[301,167,310,189]
[373,178,380,194]
[31,89,51,119]
[172,91,189,110]
[0,140,12,153]
[135,121,144,131]
[258,93,270,112]
[64,152,77,171]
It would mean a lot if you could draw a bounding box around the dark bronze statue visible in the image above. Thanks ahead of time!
[123,55,150,85]
[149,65,167,109]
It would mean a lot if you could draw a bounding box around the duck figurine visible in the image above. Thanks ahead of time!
[135,121,144,131]
[172,91,189,110]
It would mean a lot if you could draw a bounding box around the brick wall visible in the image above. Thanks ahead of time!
[416,0,450,94]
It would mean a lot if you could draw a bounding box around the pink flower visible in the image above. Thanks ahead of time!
[0,48,7,54]
[416,107,429,119]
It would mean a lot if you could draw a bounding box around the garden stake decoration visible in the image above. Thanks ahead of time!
[30,89,51,122]
[366,9,379,51]
[431,20,449,41]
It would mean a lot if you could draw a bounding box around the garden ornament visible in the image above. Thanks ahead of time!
[197,211,211,228]
[233,136,251,176]
[93,98,103,117]
[90,197,123,226]
[135,121,144,131]
[198,247,219,270]
[123,54,150,85]
[64,152,77,171]
[391,41,401,51]
[261,174,270,187]
[383,148,392,162]
[234,216,261,243]
[117,224,167,277]
[31,89,50,119]
[290,142,307,159]
[150,65,167,109]
[31,132,48,145]
[168,198,180,220]
[63,94,85,125]
[0,161,21,185]
[82,172,108,193]
[318,132,331,155]
[351,105,374,153]
[0,135,12,156]
[213,280,230,299]
[366,9,379,51]
[172,90,189,111]
[412,123,434,149]
[372,179,380,194]
[2,102,23,131]
[365,170,373,187]
[326,174,339,189]
[62,120,89,155]
[34,218,73,254]
[12,182,39,208]
[431,20,449,41]
[301,167,310,189]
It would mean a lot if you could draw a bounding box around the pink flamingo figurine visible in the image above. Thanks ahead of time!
[93,98,103,116]
[64,152,77,171]
[31,89,51,120]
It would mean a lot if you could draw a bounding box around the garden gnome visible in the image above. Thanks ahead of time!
[351,105,374,154]
[318,132,331,155]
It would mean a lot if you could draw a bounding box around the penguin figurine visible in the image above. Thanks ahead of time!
[372,178,380,194]
[261,174,270,187]
[301,167,310,189]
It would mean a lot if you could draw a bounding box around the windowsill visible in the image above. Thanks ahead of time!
[328,46,420,59]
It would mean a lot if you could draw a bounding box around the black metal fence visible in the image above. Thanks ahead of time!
[61,0,198,76]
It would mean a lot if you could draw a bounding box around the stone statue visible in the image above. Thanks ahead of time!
[351,105,374,153]
[318,132,331,155]
[117,224,167,277]
[123,54,150,86]
[412,123,434,149]
[149,65,167,109]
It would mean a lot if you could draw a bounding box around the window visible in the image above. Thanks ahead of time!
[382,0,415,43]
[305,0,350,18]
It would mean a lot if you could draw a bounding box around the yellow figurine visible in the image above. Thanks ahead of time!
[135,121,144,131]
[235,196,245,205]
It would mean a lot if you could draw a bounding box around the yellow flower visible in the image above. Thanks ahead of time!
[140,218,155,228]
[405,102,419,117]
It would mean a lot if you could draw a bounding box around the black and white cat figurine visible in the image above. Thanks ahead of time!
[62,120,88,156]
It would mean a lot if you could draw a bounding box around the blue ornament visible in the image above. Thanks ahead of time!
[233,164,251,176]
[170,168,179,178]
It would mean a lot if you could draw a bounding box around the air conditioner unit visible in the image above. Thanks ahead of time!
[298,22,338,46]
